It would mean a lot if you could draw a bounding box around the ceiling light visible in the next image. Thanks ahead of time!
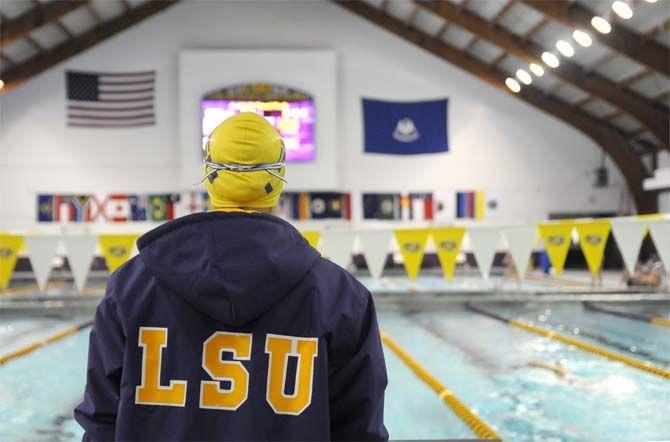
[644,0,657,3]
[572,29,592,47]
[529,63,545,77]
[505,78,521,93]
[556,40,575,57]
[516,69,532,85]
[612,1,633,19]
[591,16,612,34]
[0,79,4,90]
[541,51,560,68]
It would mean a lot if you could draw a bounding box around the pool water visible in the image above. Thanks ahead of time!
[1,301,669,441]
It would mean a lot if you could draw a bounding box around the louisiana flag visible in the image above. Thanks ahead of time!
[362,98,448,155]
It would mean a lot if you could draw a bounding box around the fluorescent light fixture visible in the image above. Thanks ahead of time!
[612,0,633,19]
[516,69,532,85]
[0,79,4,90]
[541,51,560,68]
[556,40,575,57]
[505,77,521,93]
[591,16,612,34]
[529,63,545,77]
[572,29,592,47]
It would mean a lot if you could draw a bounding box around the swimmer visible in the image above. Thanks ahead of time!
[513,360,571,378]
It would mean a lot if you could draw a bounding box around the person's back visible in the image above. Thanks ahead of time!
[74,113,388,441]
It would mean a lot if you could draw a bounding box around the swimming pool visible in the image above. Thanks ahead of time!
[1,299,669,441]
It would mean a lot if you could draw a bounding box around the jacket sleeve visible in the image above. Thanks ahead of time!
[74,287,125,442]
[329,290,389,441]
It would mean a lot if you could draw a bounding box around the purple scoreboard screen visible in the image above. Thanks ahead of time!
[201,100,315,162]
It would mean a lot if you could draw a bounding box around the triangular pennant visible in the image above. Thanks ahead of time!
[394,229,430,281]
[321,230,356,269]
[468,227,500,280]
[358,230,392,280]
[610,218,647,274]
[0,234,24,290]
[63,235,98,292]
[648,219,670,272]
[500,225,537,280]
[538,222,574,275]
[430,227,465,280]
[576,220,611,276]
[24,235,62,290]
[99,234,140,273]
[301,231,322,250]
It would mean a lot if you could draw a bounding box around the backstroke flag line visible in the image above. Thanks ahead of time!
[500,225,537,279]
[538,222,574,275]
[394,229,430,281]
[358,230,392,280]
[99,234,140,273]
[362,98,448,155]
[576,221,611,277]
[321,230,357,269]
[24,235,61,290]
[0,234,24,290]
[63,235,98,292]
[468,227,500,280]
[430,227,465,280]
[648,219,670,272]
[610,218,647,274]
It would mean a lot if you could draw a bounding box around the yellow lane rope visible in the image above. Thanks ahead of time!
[508,319,670,380]
[650,316,670,327]
[380,331,501,440]
[0,321,93,366]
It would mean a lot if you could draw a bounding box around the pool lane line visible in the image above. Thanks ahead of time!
[0,320,93,366]
[465,304,670,381]
[379,330,501,441]
[0,280,68,297]
[584,302,670,328]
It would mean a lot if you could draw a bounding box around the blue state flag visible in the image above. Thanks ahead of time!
[362,98,448,155]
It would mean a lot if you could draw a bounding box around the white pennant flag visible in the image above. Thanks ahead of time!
[648,219,670,271]
[63,234,98,292]
[321,230,357,269]
[468,227,501,280]
[610,218,647,274]
[358,230,392,280]
[24,235,62,291]
[500,225,537,280]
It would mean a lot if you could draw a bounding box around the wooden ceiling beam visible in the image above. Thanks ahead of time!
[418,0,669,149]
[521,17,548,42]
[0,0,178,94]
[0,1,89,49]
[334,0,656,212]
[489,0,515,25]
[521,0,669,74]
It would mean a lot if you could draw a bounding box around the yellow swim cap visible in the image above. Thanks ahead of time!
[203,112,286,208]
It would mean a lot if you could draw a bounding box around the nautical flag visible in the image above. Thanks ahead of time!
[66,70,155,128]
[362,98,448,155]
[129,194,148,221]
[363,193,401,220]
[409,193,434,221]
[456,190,485,219]
[148,194,176,221]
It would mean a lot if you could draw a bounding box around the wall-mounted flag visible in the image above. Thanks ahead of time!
[363,193,401,220]
[362,98,448,155]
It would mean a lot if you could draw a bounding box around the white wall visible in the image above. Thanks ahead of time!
[0,0,630,230]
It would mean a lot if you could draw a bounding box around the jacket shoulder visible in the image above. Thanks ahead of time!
[104,255,155,303]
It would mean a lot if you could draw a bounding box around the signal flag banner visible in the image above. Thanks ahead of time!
[362,98,448,155]
[468,228,500,280]
[363,193,401,220]
[538,222,575,275]
[24,235,62,290]
[358,230,392,280]
[301,231,322,250]
[500,225,537,280]
[0,234,24,290]
[576,221,611,277]
[430,227,466,280]
[610,218,647,274]
[99,234,139,273]
[321,231,357,269]
[394,229,430,281]
[648,219,670,272]
[456,190,485,219]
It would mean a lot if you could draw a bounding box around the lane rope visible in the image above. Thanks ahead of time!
[380,330,501,440]
[585,302,670,328]
[466,304,670,381]
[0,320,93,366]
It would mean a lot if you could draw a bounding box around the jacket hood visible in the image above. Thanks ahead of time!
[137,211,320,327]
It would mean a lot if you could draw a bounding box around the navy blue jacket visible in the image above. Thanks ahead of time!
[74,211,388,441]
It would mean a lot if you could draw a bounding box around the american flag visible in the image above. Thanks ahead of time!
[66,70,155,128]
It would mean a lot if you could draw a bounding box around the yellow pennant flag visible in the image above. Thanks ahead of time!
[394,229,430,281]
[538,222,574,275]
[430,227,466,280]
[301,231,321,249]
[0,234,24,290]
[576,220,611,276]
[99,234,139,273]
